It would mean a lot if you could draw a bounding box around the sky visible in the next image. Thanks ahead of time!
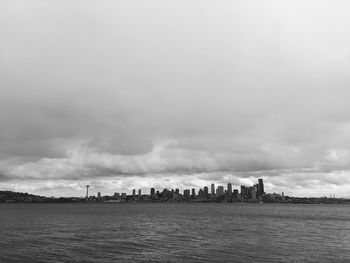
[1,0,350,197]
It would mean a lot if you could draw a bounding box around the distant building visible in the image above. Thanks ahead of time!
[132,189,136,197]
[97,192,101,199]
[138,189,141,197]
[241,186,246,200]
[258,178,264,197]
[175,188,179,195]
[171,189,176,199]
[217,186,224,196]
[211,183,215,196]
[191,188,196,197]
[184,189,191,198]
[150,188,155,197]
[198,188,203,198]
[162,188,169,199]
[204,186,209,197]
[251,186,257,200]
[227,183,232,195]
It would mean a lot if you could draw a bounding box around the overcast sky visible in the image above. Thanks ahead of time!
[1,0,350,197]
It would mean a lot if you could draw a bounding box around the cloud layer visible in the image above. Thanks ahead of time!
[1,0,350,196]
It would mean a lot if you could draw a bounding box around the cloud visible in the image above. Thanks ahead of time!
[1,0,350,196]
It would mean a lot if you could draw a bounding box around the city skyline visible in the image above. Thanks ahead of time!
[1,1,350,198]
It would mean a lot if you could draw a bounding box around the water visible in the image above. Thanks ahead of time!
[0,203,349,262]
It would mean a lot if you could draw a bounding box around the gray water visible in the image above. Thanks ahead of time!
[0,203,349,262]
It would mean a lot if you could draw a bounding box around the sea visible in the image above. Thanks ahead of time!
[0,203,349,262]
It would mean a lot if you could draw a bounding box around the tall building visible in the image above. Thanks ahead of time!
[150,188,155,197]
[162,188,169,199]
[198,188,203,198]
[132,189,136,197]
[184,189,191,198]
[217,186,224,196]
[204,186,209,197]
[251,186,257,200]
[191,188,196,197]
[233,189,238,198]
[227,183,232,195]
[258,178,264,197]
[241,185,246,200]
[211,183,215,195]
[138,189,141,197]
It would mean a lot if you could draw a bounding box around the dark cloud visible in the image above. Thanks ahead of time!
[1,0,350,196]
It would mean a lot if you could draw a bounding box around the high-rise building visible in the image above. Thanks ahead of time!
[217,186,224,196]
[251,186,257,200]
[227,183,232,195]
[171,189,176,199]
[132,189,136,197]
[191,188,196,197]
[211,183,215,195]
[175,188,179,195]
[204,186,209,197]
[150,188,155,197]
[184,189,191,198]
[233,189,238,198]
[198,188,203,198]
[162,188,169,199]
[138,189,141,196]
[97,192,101,199]
[241,185,246,200]
[258,178,264,197]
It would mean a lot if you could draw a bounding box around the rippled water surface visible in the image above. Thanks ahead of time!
[1,203,350,262]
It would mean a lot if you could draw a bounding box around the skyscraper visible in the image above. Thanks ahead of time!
[138,189,141,197]
[258,178,264,197]
[150,188,155,197]
[191,188,196,197]
[198,188,203,198]
[227,183,232,195]
[204,186,209,197]
[217,186,224,196]
[241,185,246,200]
[233,189,238,198]
[251,186,257,200]
[211,183,215,195]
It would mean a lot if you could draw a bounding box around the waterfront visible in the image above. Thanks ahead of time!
[1,203,350,262]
